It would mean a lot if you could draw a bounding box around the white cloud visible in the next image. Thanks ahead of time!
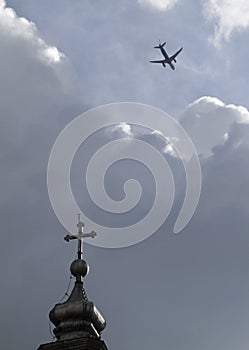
[203,0,249,47]
[138,0,179,11]
[114,122,132,136]
[181,96,249,158]
[41,45,64,63]
[0,2,78,231]
[106,122,133,138]
[151,131,179,156]
[0,1,64,65]
[162,143,177,157]
[223,132,229,141]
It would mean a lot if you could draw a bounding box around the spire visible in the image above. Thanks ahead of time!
[38,216,108,349]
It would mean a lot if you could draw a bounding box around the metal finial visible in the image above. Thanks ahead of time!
[64,214,97,261]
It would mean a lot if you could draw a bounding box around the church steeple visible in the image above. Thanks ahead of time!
[37,216,108,350]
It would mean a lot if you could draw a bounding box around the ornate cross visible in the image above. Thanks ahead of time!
[64,214,97,259]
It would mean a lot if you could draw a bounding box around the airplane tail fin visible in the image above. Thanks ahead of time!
[154,40,166,49]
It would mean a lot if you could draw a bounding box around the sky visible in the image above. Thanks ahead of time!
[1,0,249,349]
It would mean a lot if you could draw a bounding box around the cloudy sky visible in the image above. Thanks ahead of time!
[1,0,249,349]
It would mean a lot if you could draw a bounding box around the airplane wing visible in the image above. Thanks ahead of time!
[150,60,166,63]
[169,47,183,61]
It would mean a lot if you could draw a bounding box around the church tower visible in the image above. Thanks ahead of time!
[37,216,109,350]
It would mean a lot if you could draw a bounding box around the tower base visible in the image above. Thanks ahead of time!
[37,337,108,350]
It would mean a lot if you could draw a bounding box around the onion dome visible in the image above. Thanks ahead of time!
[49,258,106,341]
[49,285,106,340]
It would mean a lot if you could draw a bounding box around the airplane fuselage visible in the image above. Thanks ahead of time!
[160,47,175,70]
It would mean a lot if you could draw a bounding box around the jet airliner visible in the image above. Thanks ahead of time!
[150,41,183,70]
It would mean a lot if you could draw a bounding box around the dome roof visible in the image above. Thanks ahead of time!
[49,276,106,341]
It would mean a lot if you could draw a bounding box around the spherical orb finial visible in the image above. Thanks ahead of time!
[70,259,89,277]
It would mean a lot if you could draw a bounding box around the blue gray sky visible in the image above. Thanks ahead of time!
[1,1,249,349]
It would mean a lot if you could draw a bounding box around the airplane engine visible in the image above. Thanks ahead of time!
[162,62,166,67]
[174,59,177,63]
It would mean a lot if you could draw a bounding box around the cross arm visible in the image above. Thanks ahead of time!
[64,231,97,242]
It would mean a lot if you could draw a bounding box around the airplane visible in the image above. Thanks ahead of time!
[150,41,183,70]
